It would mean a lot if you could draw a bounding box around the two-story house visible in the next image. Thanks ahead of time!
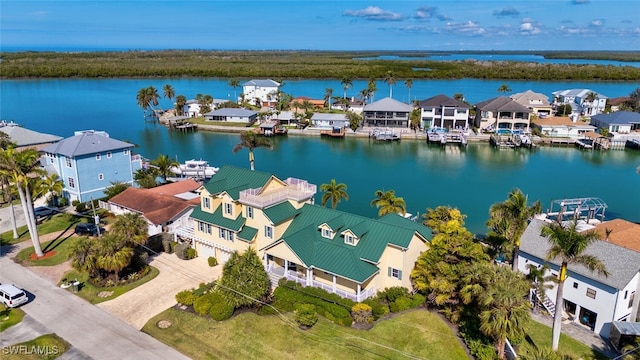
[41,130,142,203]
[474,96,532,132]
[183,99,228,117]
[363,97,413,128]
[519,218,640,339]
[241,79,280,107]
[590,111,640,135]
[510,90,553,117]
[176,165,431,302]
[552,89,608,117]
[418,94,470,130]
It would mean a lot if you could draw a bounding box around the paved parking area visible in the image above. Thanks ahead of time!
[97,253,222,329]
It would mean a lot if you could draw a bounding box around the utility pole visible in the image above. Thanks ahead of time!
[90,197,101,238]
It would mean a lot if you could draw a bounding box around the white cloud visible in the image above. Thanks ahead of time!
[519,19,542,35]
[343,6,403,21]
[590,19,604,27]
[445,21,486,36]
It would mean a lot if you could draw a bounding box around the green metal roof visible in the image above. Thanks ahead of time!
[237,226,258,243]
[378,214,431,241]
[277,204,431,283]
[325,216,345,232]
[263,201,298,225]
[191,206,245,232]
[203,165,272,199]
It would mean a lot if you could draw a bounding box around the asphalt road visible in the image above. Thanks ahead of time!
[0,255,190,360]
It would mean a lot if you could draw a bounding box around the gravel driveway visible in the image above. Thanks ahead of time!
[97,253,222,329]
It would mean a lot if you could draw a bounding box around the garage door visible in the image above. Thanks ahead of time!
[217,249,232,264]
[198,243,216,259]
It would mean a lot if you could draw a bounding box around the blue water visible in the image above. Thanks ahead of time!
[356,54,640,67]
[1,78,639,233]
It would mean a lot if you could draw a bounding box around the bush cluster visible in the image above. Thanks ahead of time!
[351,303,374,325]
[175,283,235,321]
[174,243,197,260]
[175,290,196,306]
[294,304,318,328]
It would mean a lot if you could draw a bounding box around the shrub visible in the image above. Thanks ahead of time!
[378,287,410,303]
[295,304,318,328]
[193,293,218,315]
[175,290,196,306]
[410,293,426,308]
[192,282,215,297]
[389,296,412,313]
[363,298,389,320]
[174,243,190,260]
[351,303,374,324]
[186,248,197,259]
[145,234,165,254]
[75,202,87,213]
[209,293,235,321]
[208,257,218,267]
[270,281,353,326]
[162,238,174,253]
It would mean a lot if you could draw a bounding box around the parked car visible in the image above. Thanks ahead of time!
[34,206,56,218]
[0,283,28,308]
[74,223,105,236]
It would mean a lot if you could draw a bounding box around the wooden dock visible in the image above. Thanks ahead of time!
[490,134,516,149]
[320,127,345,138]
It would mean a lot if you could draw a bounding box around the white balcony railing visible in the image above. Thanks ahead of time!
[239,178,316,208]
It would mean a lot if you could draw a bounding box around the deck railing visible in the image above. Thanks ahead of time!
[239,179,316,208]
[268,267,375,302]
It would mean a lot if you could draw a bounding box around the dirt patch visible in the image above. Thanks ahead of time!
[29,250,57,260]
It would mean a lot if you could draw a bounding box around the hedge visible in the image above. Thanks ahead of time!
[175,290,196,306]
[193,293,218,315]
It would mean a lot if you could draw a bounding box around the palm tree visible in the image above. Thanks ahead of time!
[150,154,179,182]
[35,173,64,206]
[136,88,151,119]
[324,88,333,109]
[341,77,353,99]
[70,237,99,277]
[96,234,134,282]
[497,84,512,94]
[175,95,187,116]
[229,79,240,101]
[453,93,465,102]
[383,71,397,98]
[112,212,149,247]
[404,78,413,103]
[232,131,273,171]
[370,189,406,217]
[358,89,371,105]
[319,179,348,209]
[525,263,556,310]
[487,188,541,271]
[367,78,377,103]
[162,84,175,108]
[0,147,45,257]
[541,221,609,351]
[0,169,19,239]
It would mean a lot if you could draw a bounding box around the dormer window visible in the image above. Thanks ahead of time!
[224,203,232,215]
[322,228,332,238]
[203,197,210,209]
[345,235,354,245]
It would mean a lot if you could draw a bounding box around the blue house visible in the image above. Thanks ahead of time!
[42,130,142,203]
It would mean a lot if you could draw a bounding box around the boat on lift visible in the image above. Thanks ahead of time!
[170,159,219,179]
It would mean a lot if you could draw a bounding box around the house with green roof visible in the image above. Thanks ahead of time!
[176,165,431,302]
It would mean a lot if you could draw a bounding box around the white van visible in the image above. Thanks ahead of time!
[0,283,28,308]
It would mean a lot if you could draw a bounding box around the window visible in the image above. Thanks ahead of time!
[322,228,332,238]
[265,226,273,239]
[107,152,112,158]
[228,232,234,241]
[68,177,75,189]
[198,222,205,232]
[98,173,104,181]
[96,154,101,161]
[247,206,254,219]
[224,203,232,215]
[203,197,210,209]
[630,292,635,308]
[65,157,72,168]
[573,282,578,289]
[345,235,354,245]
[586,288,596,299]
[219,228,226,239]
[124,149,129,155]
[388,267,402,280]
[206,224,212,234]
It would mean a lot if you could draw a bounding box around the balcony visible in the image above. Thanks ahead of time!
[239,178,316,208]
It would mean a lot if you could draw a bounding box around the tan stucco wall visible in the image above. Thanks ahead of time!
[260,177,287,193]
[264,242,304,267]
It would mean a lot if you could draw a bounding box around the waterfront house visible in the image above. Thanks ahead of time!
[510,90,553,117]
[331,97,365,115]
[552,89,608,117]
[608,97,631,113]
[175,165,431,301]
[272,111,297,126]
[531,116,596,138]
[590,111,640,135]
[183,99,228,117]
[310,113,349,129]
[41,130,142,203]
[203,108,258,123]
[0,121,62,150]
[108,179,200,235]
[291,96,325,110]
[474,96,531,132]
[363,97,413,128]
[418,94,470,130]
[518,218,640,339]
[241,79,280,107]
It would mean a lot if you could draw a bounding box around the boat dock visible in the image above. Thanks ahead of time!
[320,127,346,138]
[490,134,516,149]
[370,128,400,141]
[166,115,198,132]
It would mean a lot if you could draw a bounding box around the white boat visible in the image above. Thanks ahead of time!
[170,159,219,179]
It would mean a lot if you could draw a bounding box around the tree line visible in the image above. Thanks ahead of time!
[2,50,640,81]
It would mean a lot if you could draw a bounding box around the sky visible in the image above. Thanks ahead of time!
[1,1,639,51]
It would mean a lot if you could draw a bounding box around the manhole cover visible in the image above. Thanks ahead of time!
[157,320,172,329]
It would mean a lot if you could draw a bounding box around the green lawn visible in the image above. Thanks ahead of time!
[60,266,160,304]
[0,306,26,332]
[1,334,71,360]
[14,236,81,266]
[0,212,84,246]
[519,320,608,360]
[143,308,468,360]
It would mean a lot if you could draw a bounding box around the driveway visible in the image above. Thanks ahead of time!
[98,253,222,329]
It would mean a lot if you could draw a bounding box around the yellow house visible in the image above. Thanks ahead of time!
[177,165,431,302]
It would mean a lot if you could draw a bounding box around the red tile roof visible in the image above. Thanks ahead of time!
[109,187,196,225]
[146,179,201,196]
[594,219,640,253]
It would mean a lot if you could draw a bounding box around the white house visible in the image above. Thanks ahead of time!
[518,219,640,339]
[183,99,228,117]
[241,79,280,107]
[590,111,640,135]
[310,113,349,129]
[203,108,258,123]
[418,94,470,130]
[531,116,596,138]
[552,89,608,117]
